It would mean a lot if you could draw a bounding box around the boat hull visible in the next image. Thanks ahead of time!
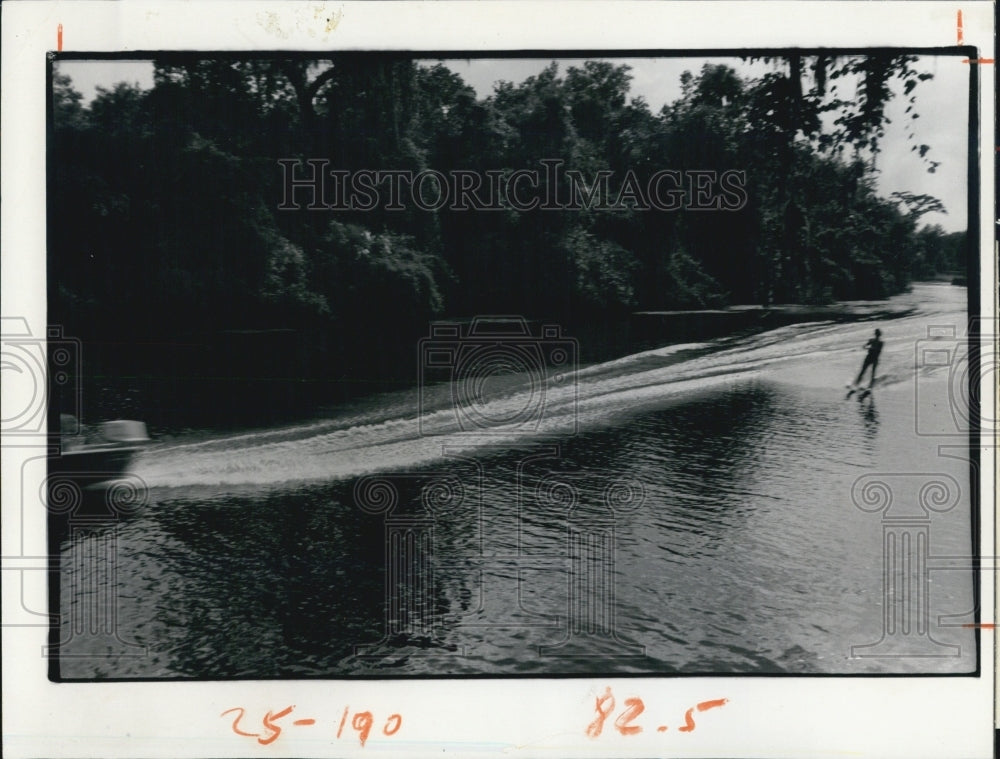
[49,447,141,485]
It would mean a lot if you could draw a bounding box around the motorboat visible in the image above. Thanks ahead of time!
[50,416,150,489]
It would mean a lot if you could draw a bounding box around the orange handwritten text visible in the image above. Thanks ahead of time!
[222,705,402,747]
[614,697,645,735]
[586,688,728,738]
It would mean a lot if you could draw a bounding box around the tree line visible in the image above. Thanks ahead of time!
[50,55,966,423]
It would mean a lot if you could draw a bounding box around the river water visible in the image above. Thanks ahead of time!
[56,283,978,678]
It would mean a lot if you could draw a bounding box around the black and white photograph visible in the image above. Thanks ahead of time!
[45,46,981,678]
[2,2,995,758]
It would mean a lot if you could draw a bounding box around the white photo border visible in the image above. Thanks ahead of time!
[2,2,995,758]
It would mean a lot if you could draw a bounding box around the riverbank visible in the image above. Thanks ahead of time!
[632,296,919,343]
[68,283,963,435]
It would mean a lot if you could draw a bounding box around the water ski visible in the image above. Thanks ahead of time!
[846,377,878,398]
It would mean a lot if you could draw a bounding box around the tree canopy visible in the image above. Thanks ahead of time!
[50,55,965,423]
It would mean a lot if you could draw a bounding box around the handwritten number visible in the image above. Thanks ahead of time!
[614,697,645,735]
[587,691,728,739]
[679,697,728,732]
[258,705,294,746]
[352,711,374,747]
[224,704,405,746]
[697,698,728,712]
[383,713,403,736]
[678,707,696,732]
[585,686,616,738]
[221,707,258,739]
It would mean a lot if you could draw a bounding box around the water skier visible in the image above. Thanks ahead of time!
[854,328,883,389]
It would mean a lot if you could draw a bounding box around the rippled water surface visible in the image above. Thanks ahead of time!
[57,284,977,678]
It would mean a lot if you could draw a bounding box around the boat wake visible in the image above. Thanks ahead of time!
[133,285,964,490]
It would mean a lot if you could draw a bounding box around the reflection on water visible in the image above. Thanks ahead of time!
[859,394,879,441]
[55,284,976,678]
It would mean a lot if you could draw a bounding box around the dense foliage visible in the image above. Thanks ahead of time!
[50,56,966,422]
